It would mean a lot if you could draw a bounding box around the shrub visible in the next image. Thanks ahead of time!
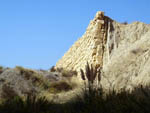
[1,64,150,113]
[1,83,150,113]
[80,62,102,95]
[1,84,18,100]
[15,66,53,93]
[0,95,52,113]
[49,81,73,93]
[54,67,77,78]
[15,66,44,86]
[61,69,77,77]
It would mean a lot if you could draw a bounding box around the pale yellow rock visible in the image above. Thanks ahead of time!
[95,11,104,20]
[56,11,150,90]
[56,11,106,72]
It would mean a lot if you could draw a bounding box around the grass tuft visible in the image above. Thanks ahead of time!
[15,66,50,90]
[1,64,150,113]
[1,85,150,113]
[49,81,74,93]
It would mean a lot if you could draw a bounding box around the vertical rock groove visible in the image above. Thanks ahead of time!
[56,11,150,90]
[56,11,110,72]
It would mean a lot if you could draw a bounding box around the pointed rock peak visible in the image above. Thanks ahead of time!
[56,11,150,91]
[95,11,104,20]
[56,11,108,72]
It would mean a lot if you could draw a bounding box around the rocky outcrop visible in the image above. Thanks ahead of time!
[56,11,150,90]
[56,11,109,71]
[102,21,150,90]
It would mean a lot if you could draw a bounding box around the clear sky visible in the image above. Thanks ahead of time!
[0,0,150,69]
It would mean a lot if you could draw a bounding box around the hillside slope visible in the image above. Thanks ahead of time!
[56,11,150,90]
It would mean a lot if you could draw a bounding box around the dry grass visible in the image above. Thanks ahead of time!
[15,66,41,80]
[15,66,49,89]
[1,83,150,113]
[61,69,77,77]
[49,81,76,93]
[1,84,18,100]
[15,66,78,99]
[52,67,77,78]
[1,64,150,113]
[80,62,102,88]
[48,67,78,94]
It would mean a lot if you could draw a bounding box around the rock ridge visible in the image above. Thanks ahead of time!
[56,11,150,90]
[56,11,111,71]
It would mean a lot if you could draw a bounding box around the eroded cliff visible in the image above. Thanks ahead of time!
[56,11,150,90]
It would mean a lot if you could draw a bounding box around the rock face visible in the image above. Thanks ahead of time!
[102,21,150,90]
[56,11,109,71]
[56,11,150,90]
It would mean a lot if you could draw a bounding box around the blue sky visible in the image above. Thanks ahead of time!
[0,0,150,69]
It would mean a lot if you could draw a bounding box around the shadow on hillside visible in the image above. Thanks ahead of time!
[0,85,150,113]
[1,63,150,113]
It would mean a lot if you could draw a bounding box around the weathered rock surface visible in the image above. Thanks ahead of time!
[56,11,108,71]
[102,21,150,90]
[56,11,150,90]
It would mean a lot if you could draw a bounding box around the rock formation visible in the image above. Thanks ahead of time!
[56,11,150,90]
[56,11,108,71]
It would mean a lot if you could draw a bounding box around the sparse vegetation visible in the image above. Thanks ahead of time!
[1,64,150,113]
[51,66,77,78]
[15,66,42,81]
[1,85,150,113]
[0,95,52,113]
[1,84,18,100]
[15,66,46,88]
[49,81,73,93]
[80,62,102,103]
[13,66,77,95]
[61,69,77,78]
